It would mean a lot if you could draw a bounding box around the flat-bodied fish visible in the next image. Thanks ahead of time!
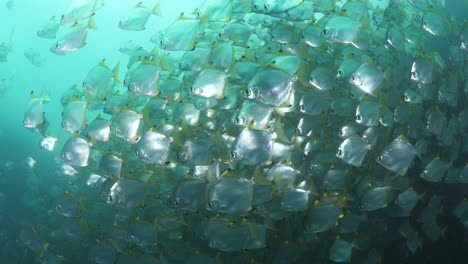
[51,16,96,54]
[119,2,161,31]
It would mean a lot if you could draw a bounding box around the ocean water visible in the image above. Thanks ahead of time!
[0,0,467,263]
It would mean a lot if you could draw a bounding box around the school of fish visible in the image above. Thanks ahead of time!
[15,0,468,263]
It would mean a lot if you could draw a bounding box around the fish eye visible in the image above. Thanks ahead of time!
[233,117,241,124]
[253,4,258,10]
[337,149,343,156]
[243,89,251,96]
[404,95,409,101]
[230,151,236,159]
[322,29,328,35]
[377,155,383,161]
[263,5,268,10]
[356,115,362,121]
[330,108,335,114]
[299,105,305,111]
[337,70,343,77]
[208,201,214,208]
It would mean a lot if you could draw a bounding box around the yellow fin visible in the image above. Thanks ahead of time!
[40,87,51,103]
[112,62,120,83]
[141,103,154,127]
[153,2,161,16]
[85,90,98,105]
[88,16,97,30]
[98,58,108,68]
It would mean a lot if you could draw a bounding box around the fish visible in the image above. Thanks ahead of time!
[336,135,371,167]
[110,109,143,142]
[0,30,14,62]
[61,0,103,24]
[207,177,254,214]
[61,136,90,167]
[135,130,172,164]
[37,16,61,39]
[83,59,119,100]
[61,98,87,133]
[118,2,161,31]
[51,16,96,54]
[24,48,46,67]
[23,89,51,134]
[376,136,417,176]
[159,14,202,51]
[329,239,353,263]
[230,128,275,165]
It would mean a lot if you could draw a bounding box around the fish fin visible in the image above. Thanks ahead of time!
[141,103,154,127]
[273,117,291,144]
[40,87,51,103]
[150,47,160,64]
[88,16,97,30]
[112,62,120,83]
[98,58,109,69]
[199,11,209,25]
[153,2,161,16]
[29,90,37,100]
[85,90,98,105]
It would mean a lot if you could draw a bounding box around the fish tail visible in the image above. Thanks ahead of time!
[153,2,161,16]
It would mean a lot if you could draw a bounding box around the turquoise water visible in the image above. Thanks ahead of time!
[0,0,467,263]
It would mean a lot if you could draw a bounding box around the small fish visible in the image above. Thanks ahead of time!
[159,14,201,51]
[337,135,371,167]
[37,16,61,39]
[0,30,14,62]
[207,177,254,214]
[118,2,161,31]
[376,136,417,175]
[61,136,90,167]
[61,98,87,133]
[51,16,96,54]
[83,59,119,100]
[329,239,353,263]
[198,0,232,22]
[24,89,51,133]
[24,48,46,67]
[230,128,275,165]
[110,109,143,142]
[61,0,103,24]
[135,130,172,164]
[39,136,58,152]
[191,68,228,99]
[170,179,207,209]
